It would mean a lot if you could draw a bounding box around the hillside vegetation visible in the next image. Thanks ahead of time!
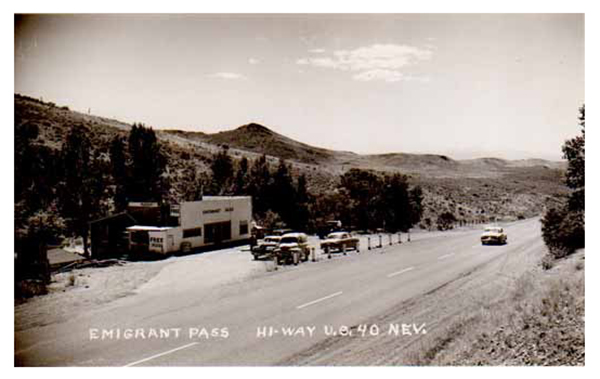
[15,93,568,231]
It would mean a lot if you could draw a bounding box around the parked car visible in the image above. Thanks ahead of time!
[481,226,507,245]
[320,231,360,258]
[274,232,310,265]
[251,235,282,260]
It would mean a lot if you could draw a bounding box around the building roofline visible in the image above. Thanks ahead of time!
[89,212,137,225]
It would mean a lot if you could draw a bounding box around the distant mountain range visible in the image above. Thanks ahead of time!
[162,123,566,178]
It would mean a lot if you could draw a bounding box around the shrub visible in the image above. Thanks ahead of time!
[541,208,584,259]
[14,209,65,299]
[437,211,457,231]
[15,279,48,299]
[541,104,585,260]
[541,255,555,271]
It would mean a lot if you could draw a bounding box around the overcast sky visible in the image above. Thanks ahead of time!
[15,14,584,160]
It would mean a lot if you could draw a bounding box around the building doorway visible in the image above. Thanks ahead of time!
[204,221,232,245]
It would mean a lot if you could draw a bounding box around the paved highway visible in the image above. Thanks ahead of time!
[15,218,543,366]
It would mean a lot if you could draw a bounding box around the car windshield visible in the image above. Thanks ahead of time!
[264,237,280,243]
[485,227,502,233]
[327,233,345,239]
[280,237,298,244]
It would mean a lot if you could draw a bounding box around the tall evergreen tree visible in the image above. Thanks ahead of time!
[60,126,103,256]
[339,169,383,230]
[271,159,297,227]
[541,104,585,257]
[15,122,59,223]
[209,145,234,195]
[409,185,424,227]
[233,156,249,195]
[109,135,128,211]
[293,174,310,231]
[248,154,272,218]
[15,122,39,206]
[562,104,585,212]
[127,123,167,203]
[380,173,411,232]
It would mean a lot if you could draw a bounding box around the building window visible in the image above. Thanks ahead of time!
[183,227,202,238]
[239,220,249,235]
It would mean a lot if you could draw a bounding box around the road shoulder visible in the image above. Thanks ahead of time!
[281,235,584,365]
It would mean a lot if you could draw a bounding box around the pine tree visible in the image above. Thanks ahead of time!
[60,125,102,256]
[294,174,310,231]
[233,156,249,195]
[409,186,424,227]
[127,123,168,202]
[15,122,60,224]
[110,135,128,211]
[339,169,383,231]
[380,174,411,232]
[541,104,585,257]
[562,105,585,212]
[209,145,234,195]
[271,159,297,227]
[248,154,272,218]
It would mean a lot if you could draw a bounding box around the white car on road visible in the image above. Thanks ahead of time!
[481,226,508,245]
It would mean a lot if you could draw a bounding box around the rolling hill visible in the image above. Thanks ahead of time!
[15,93,569,224]
[163,122,565,179]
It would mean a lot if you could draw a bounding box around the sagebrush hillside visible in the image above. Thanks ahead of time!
[15,94,568,225]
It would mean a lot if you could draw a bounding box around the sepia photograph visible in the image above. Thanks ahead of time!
[13,11,585,367]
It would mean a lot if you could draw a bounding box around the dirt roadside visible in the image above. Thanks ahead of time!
[14,260,169,332]
[441,250,584,366]
[14,245,266,333]
[280,233,584,366]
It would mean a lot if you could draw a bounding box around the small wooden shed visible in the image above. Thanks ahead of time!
[89,212,137,259]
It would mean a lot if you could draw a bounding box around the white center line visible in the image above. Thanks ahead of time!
[438,253,455,260]
[387,267,415,278]
[296,291,343,309]
[123,342,199,367]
